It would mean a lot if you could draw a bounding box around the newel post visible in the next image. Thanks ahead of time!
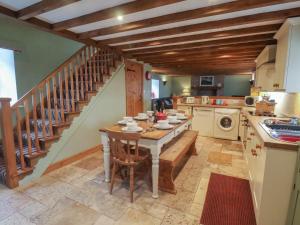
[0,98,18,188]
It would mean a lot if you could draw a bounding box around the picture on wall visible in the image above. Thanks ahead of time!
[200,76,214,86]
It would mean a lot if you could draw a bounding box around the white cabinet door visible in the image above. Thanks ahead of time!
[192,107,214,136]
[177,106,192,115]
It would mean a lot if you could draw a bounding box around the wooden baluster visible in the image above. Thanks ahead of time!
[106,49,109,75]
[75,60,80,102]
[96,48,100,82]
[52,76,59,124]
[24,99,33,156]
[93,47,97,83]
[70,61,75,112]
[39,88,47,138]
[79,54,84,100]
[46,80,53,136]
[0,98,19,188]
[58,71,65,122]
[84,47,88,92]
[88,46,93,90]
[64,66,70,112]
[32,92,41,152]
[15,107,26,170]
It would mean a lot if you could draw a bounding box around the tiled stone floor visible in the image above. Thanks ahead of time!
[0,136,248,225]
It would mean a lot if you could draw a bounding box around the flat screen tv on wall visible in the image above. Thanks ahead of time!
[200,76,214,86]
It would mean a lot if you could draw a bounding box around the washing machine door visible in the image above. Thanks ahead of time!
[217,115,235,131]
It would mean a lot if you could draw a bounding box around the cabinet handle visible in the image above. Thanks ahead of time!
[250,132,255,136]
[251,149,258,156]
[256,144,262,149]
[247,138,251,141]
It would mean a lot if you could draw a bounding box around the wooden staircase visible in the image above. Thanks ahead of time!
[0,45,122,188]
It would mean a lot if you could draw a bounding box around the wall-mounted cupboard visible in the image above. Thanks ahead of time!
[255,17,300,92]
[273,17,300,92]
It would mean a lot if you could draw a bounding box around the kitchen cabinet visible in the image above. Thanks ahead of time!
[192,107,214,136]
[177,105,192,115]
[274,17,300,92]
[255,63,275,91]
[244,121,298,225]
[255,45,276,91]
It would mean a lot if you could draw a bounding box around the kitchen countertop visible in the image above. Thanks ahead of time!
[177,103,244,109]
[245,111,299,151]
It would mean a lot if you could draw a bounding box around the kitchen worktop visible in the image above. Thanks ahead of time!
[245,111,299,151]
[177,103,244,109]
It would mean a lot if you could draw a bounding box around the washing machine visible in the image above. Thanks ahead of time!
[213,108,240,140]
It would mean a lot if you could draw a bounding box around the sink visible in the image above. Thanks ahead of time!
[260,118,300,143]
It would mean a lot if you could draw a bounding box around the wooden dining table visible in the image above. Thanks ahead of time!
[99,116,192,198]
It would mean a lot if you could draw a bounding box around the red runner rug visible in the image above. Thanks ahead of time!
[200,173,257,225]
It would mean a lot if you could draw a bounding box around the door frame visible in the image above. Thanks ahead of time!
[125,60,144,116]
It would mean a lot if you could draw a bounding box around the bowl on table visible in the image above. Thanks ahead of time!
[154,120,174,130]
[167,116,180,124]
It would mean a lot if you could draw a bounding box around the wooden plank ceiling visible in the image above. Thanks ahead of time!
[1,0,300,75]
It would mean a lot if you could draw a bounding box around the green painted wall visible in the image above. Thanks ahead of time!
[172,76,191,96]
[223,75,251,96]
[150,74,191,97]
[0,14,83,97]
[152,74,172,98]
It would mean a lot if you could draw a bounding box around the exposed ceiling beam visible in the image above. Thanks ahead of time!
[131,43,269,58]
[115,24,279,50]
[81,0,297,38]
[146,54,259,64]
[17,0,80,20]
[53,0,184,31]
[96,7,300,45]
[151,66,255,76]
[136,48,263,61]
[150,57,255,67]
[124,34,275,54]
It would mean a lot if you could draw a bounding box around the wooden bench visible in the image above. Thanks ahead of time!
[159,130,198,194]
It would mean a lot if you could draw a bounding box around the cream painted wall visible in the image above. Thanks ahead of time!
[262,92,300,117]
[20,64,126,185]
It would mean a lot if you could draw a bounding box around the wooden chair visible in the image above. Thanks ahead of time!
[107,130,151,203]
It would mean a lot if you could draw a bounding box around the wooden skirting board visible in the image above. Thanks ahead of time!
[44,144,103,174]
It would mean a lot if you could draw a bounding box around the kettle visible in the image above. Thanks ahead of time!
[201,96,210,105]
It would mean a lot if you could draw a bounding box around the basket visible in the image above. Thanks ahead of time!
[255,101,276,114]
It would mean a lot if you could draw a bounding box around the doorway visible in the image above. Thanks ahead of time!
[125,60,143,116]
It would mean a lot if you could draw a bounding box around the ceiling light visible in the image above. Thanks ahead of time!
[117,15,123,21]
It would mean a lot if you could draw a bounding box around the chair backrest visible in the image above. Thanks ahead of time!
[107,130,141,164]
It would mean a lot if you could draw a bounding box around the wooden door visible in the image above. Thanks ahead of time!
[125,60,143,116]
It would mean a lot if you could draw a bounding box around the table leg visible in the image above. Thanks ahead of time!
[102,134,110,182]
[150,146,161,199]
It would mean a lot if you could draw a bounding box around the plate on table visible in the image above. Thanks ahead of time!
[118,120,128,125]
[153,124,174,130]
[134,116,148,121]
[121,127,143,132]
[177,116,188,120]
[168,120,181,124]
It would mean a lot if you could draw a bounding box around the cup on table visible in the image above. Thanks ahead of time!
[138,113,147,118]
[127,122,138,131]
[146,111,154,117]
[176,113,185,119]
[157,120,169,129]
[168,116,177,123]
[168,109,177,115]
[123,116,133,122]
